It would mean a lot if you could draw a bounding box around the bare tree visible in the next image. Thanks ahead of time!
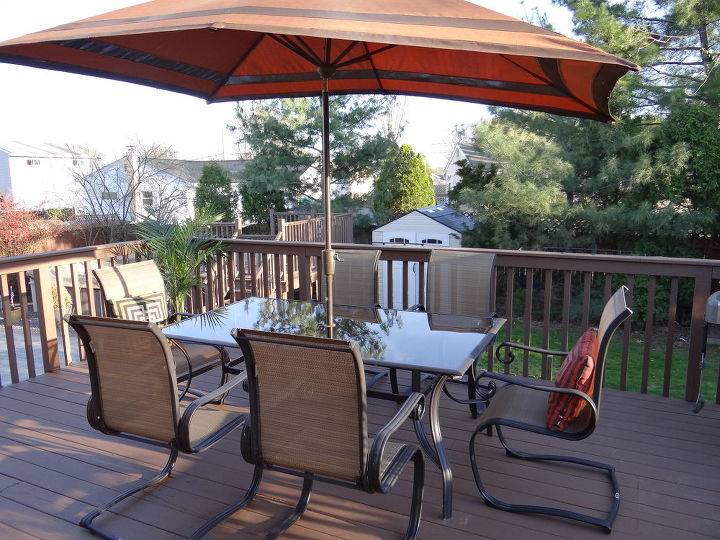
[70,142,191,244]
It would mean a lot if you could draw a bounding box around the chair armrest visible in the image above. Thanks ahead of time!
[408,303,425,312]
[165,311,195,324]
[367,392,424,491]
[477,371,598,428]
[177,372,248,453]
[495,341,569,365]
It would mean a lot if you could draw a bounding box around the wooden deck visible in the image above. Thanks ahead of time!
[0,364,717,539]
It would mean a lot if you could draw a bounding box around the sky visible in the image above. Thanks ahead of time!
[0,1,575,170]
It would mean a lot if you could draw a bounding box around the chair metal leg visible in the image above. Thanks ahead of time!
[80,446,178,540]
[469,424,620,533]
[467,360,479,419]
[264,474,313,540]
[404,450,424,540]
[190,464,263,540]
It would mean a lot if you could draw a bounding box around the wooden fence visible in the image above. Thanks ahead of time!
[1,239,718,403]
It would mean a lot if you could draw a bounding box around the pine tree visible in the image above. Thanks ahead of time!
[373,144,435,221]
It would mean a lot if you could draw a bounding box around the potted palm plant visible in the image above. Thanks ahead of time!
[136,211,223,315]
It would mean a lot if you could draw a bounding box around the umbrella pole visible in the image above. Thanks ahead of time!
[320,76,335,333]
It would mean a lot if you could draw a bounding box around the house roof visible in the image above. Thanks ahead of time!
[417,205,475,232]
[98,157,248,184]
[0,141,96,159]
[377,204,475,234]
[457,142,496,166]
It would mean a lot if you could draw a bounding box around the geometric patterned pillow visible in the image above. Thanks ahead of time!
[547,328,599,431]
[111,292,168,324]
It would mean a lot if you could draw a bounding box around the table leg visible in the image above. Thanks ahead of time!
[412,373,452,519]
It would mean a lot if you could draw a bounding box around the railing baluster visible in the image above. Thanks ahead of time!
[286,254,295,300]
[249,254,258,297]
[560,270,572,351]
[227,251,237,302]
[620,276,634,391]
[217,253,226,306]
[581,272,592,329]
[261,254,270,298]
[542,269,553,380]
[487,265,497,371]
[603,273,612,305]
[387,260,394,309]
[402,261,409,310]
[206,257,216,310]
[522,269,534,377]
[641,276,656,394]
[418,262,426,307]
[19,270,38,375]
[0,274,19,384]
[298,255,311,301]
[663,277,678,398]
[83,261,97,317]
[70,263,85,358]
[274,253,283,299]
[504,267,515,374]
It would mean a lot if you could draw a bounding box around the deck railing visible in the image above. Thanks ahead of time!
[1,238,718,403]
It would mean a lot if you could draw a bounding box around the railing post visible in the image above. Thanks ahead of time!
[33,267,60,373]
[685,268,713,401]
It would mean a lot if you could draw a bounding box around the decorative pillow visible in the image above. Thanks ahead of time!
[112,292,168,324]
[547,328,599,431]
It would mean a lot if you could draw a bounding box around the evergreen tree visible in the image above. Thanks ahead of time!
[373,144,435,221]
[194,164,238,221]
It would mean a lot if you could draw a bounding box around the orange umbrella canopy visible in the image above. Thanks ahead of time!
[0,0,637,121]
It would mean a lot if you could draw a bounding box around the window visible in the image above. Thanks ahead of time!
[101,191,118,201]
[26,159,40,166]
[142,191,154,209]
[388,237,410,244]
[421,238,443,245]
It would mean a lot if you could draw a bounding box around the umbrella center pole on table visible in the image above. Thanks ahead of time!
[320,74,335,332]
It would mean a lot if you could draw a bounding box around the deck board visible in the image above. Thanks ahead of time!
[0,364,718,539]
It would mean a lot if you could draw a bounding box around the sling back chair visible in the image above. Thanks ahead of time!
[94,260,242,399]
[330,248,392,389]
[469,286,632,532]
[410,249,497,417]
[66,314,247,540]
[192,329,426,540]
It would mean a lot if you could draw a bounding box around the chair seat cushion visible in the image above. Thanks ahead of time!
[172,342,223,379]
[179,403,245,449]
[547,328,599,431]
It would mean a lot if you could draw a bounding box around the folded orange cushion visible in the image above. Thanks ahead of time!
[547,328,599,431]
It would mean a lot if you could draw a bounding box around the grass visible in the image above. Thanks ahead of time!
[482,321,719,403]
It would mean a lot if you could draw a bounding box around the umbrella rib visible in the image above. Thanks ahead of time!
[363,42,385,91]
[295,35,324,66]
[499,54,604,118]
[269,34,320,67]
[207,33,266,102]
[332,41,360,66]
[335,44,396,69]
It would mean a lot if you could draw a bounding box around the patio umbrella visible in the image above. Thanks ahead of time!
[0,0,637,324]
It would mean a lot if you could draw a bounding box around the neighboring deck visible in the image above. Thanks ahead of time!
[0,364,718,540]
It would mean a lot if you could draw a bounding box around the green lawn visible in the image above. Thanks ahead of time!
[482,321,718,403]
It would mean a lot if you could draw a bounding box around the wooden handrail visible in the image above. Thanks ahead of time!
[1,237,718,404]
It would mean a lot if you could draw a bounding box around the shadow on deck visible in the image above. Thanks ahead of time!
[0,364,717,539]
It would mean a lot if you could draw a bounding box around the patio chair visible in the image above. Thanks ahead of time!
[191,329,425,539]
[411,250,497,416]
[93,260,242,399]
[331,249,392,390]
[469,286,632,532]
[66,314,247,540]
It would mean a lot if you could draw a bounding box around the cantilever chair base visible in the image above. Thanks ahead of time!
[80,445,179,540]
[470,425,620,533]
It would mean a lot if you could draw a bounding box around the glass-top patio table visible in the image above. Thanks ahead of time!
[163,296,505,519]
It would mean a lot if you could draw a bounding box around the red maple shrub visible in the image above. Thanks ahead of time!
[0,196,61,257]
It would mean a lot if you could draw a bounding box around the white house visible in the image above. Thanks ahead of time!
[437,141,497,203]
[371,205,476,306]
[77,154,248,223]
[0,142,97,210]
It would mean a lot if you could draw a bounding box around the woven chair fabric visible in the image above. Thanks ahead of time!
[242,331,368,481]
[94,260,168,318]
[81,320,179,442]
[331,249,380,307]
[426,251,495,317]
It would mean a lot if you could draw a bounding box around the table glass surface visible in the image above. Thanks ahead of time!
[163,297,502,376]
